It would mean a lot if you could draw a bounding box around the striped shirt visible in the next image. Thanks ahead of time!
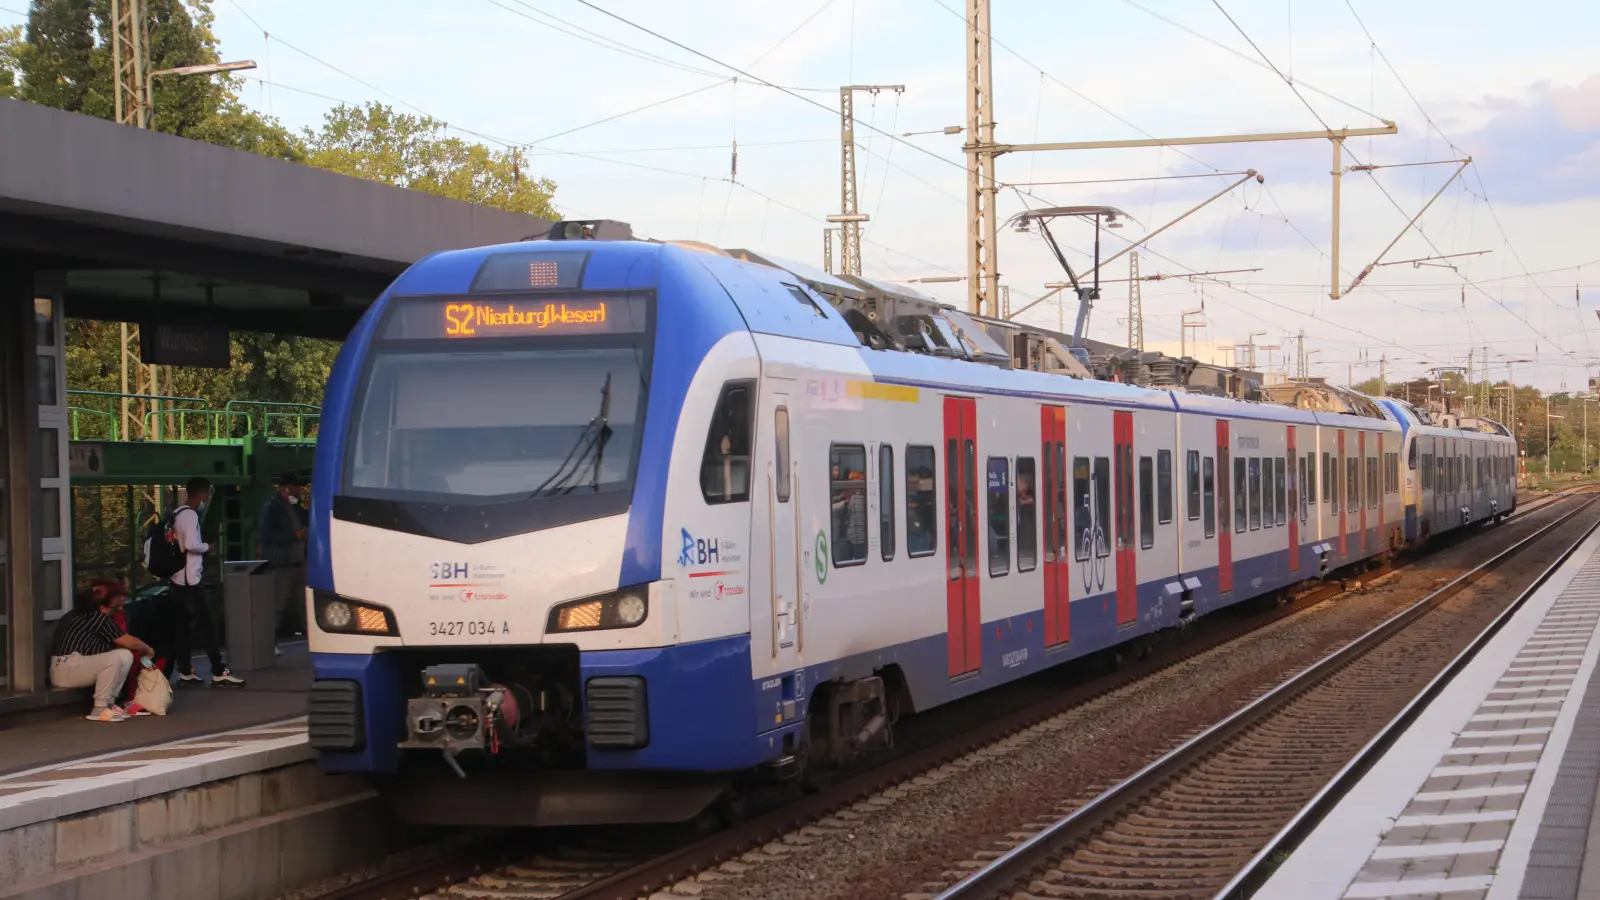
[49,609,122,657]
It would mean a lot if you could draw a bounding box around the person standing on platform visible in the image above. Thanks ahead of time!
[259,473,308,649]
[168,477,245,687]
[49,581,155,722]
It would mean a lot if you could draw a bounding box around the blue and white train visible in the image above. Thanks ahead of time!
[305,228,1517,826]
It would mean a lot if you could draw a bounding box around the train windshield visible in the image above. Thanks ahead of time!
[343,291,652,517]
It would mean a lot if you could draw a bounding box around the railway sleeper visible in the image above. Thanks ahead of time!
[1073,845,1262,867]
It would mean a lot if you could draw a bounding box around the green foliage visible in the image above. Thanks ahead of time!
[65,321,339,436]
[18,0,94,110]
[305,102,556,218]
[0,24,23,98]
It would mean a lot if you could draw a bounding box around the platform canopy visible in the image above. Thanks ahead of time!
[0,98,558,338]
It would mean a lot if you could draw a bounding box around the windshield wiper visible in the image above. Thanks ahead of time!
[528,374,613,499]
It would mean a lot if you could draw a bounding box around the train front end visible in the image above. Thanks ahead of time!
[305,237,761,826]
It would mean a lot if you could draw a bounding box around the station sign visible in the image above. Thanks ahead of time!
[68,443,103,477]
[140,323,231,369]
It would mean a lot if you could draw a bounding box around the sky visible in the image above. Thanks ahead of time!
[8,0,1598,392]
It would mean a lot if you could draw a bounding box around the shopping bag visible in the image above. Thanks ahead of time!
[133,666,174,715]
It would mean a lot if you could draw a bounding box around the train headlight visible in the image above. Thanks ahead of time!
[546,588,649,633]
[322,599,353,630]
[616,594,647,626]
[314,591,398,636]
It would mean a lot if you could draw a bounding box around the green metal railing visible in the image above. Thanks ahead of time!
[223,400,320,440]
[67,391,321,443]
[67,390,212,442]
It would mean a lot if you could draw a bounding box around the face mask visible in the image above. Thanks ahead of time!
[288,495,300,506]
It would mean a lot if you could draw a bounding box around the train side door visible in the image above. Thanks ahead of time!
[1114,411,1137,626]
[1337,431,1348,558]
[1377,434,1385,548]
[1358,432,1368,551]
[944,396,981,677]
[1041,405,1070,646]
[756,388,801,675]
[1217,420,1233,594]
[1287,425,1299,572]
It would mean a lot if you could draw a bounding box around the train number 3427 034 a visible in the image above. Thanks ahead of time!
[428,621,509,637]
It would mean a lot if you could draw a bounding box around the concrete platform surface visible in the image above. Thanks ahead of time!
[0,643,311,778]
[1256,523,1600,900]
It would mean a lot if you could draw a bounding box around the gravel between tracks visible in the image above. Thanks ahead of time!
[693,500,1590,900]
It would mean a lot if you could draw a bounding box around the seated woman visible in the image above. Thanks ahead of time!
[49,580,155,722]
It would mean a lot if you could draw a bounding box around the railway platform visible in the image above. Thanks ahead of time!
[1257,521,1600,900]
[0,644,404,900]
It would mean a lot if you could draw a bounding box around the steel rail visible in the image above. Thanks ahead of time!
[934,492,1600,900]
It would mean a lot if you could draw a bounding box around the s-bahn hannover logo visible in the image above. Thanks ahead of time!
[678,528,741,568]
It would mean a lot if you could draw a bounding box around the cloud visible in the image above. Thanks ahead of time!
[1451,74,1600,204]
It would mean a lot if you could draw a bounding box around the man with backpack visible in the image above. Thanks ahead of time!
[146,477,244,687]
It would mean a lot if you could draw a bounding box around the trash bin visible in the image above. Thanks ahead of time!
[223,560,278,671]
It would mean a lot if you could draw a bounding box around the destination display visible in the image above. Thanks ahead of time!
[382,293,650,340]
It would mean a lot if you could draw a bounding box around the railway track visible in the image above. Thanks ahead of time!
[304,490,1592,900]
[931,492,1600,900]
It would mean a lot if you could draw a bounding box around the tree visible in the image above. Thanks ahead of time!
[305,102,556,218]
[18,0,94,111]
[0,25,23,98]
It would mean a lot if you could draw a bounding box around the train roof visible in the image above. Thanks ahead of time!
[389,238,1454,432]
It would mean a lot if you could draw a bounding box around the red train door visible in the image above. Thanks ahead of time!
[943,396,981,677]
[1114,411,1137,626]
[1217,420,1233,594]
[1358,432,1368,551]
[1041,406,1070,646]
[1287,425,1299,572]
[1337,431,1348,558]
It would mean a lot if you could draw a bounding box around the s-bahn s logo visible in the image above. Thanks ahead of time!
[814,531,828,584]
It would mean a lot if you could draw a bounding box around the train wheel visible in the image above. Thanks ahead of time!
[714,779,751,827]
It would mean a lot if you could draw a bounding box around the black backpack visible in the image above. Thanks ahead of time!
[144,507,190,580]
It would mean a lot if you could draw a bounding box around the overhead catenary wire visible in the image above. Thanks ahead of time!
[1207,0,1582,367]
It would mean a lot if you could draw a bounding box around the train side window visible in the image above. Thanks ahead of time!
[987,457,1011,577]
[1259,457,1272,528]
[1247,457,1262,530]
[1186,450,1201,521]
[1347,458,1359,512]
[1219,447,1231,533]
[1017,457,1037,572]
[905,445,937,557]
[830,445,868,567]
[774,407,791,502]
[1073,456,1092,561]
[880,445,895,561]
[946,441,961,578]
[1299,456,1308,522]
[1202,456,1216,537]
[1234,456,1248,534]
[1275,457,1287,526]
[1306,452,1317,505]
[1093,456,1111,558]
[1367,457,1378,509]
[1139,456,1155,549]
[700,382,754,504]
[1157,449,1173,525]
[1323,452,1333,504]
[1408,441,1418,470]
